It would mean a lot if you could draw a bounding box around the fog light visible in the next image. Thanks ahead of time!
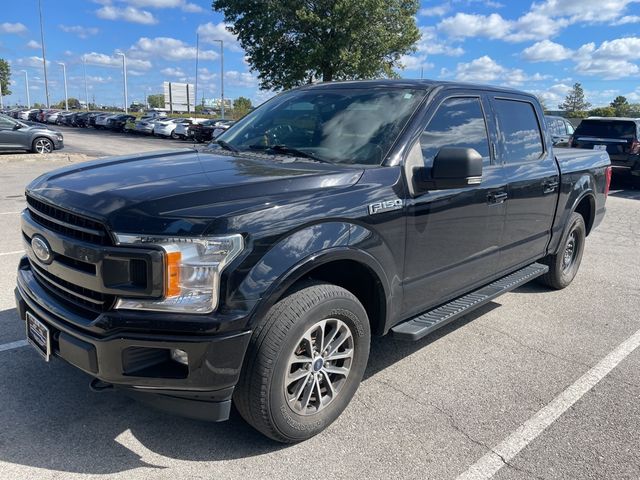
[171,349,188,366]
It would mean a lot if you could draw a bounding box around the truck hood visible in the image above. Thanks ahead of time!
[26,149,363,235]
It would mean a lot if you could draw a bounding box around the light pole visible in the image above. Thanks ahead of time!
[0,82,3,109]
[38,0,50,107]
[211,40,224,119]
[82,55,89,110]
[22,70,30,108]
[116,52,128,113]
[58,62,68,110]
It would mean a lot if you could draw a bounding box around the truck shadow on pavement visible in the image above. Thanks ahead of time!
[0,301,498,474]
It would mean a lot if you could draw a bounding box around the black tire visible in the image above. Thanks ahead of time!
[170,130,179,139]
[538,212,586,289]
[234,282,370,443]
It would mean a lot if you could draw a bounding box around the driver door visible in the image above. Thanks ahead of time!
[402,93,507,317]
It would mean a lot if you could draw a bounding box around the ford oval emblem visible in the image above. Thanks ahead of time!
[31,235,53,264]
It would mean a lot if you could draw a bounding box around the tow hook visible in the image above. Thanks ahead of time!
[90,378,114,392]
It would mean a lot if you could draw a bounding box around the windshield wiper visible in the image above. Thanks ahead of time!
[248,144,332,164]
[215,139,239,152]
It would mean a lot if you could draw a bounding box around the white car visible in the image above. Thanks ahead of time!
[18,109,36,120]
[174,118,206,139]
[46,111,63,124]
[152,118,184,138]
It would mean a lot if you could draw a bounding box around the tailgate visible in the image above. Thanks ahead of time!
[573,136,630,157]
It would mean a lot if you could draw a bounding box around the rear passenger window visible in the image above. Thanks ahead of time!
[494,99,544,162]
[420,97,490,166]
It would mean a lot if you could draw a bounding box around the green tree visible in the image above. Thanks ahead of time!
[558,83,591,116]
[628,103,640,117]
[233,96,252,118]
[588,106,616,117]
[147,94,164,108]
[213,0,420,90]
[0,59,11,96]
[610,95,630,116]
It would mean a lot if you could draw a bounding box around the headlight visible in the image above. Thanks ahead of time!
[113,234,243,313]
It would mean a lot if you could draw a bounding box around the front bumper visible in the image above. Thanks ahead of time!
[15,259,252,421]
[53,137,64,150]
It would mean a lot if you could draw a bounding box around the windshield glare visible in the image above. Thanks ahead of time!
[217,88,427,165]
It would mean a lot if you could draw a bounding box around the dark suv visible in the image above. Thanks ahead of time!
[571,117,640,176]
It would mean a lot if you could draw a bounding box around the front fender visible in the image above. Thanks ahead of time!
[231,221,397,330]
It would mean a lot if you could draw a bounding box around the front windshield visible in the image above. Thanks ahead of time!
[216,87,427,165]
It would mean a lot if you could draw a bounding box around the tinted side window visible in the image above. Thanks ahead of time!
[420,97,490,166]
[0,116,15,129]
[494,99,543,162]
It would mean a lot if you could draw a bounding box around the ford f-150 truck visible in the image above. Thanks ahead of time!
[15,80,611,443]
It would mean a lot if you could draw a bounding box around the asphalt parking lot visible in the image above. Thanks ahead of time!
[0,130,639,479]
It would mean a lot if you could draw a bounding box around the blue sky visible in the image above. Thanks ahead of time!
[1,0,639,109]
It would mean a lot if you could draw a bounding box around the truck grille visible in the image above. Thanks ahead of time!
[31,262,116,315]
[26,195,111,245]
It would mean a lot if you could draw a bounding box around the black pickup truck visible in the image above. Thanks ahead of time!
[15,80,611,443]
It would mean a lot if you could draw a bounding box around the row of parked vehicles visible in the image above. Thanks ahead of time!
[3,107,235,144]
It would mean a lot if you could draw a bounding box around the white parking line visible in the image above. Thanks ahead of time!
[0,340,28,353]
[0,211,21,215]
[0,250,23,257]
[457,326,640,480]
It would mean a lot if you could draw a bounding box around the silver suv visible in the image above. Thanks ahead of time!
[0,114,64,153]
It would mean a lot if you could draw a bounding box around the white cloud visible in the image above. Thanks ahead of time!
[125,0,204,12]
[96,6,157,24]
[196,22,243,52]
[438,0,639,43]
[69,75,113,84]
[451,55,549,86]
[573,37,640,79]
[26,40,41,50]
[522,40,573,62]
[161,67,186,77]
[59,24,99,39]
[527,83,572,108]
[13,56,50,68]
[419,3,450,16]
[399,55,434,71]
[225,71,259,87]
[611,15,640,25]
[83,52,152,70]
[129,37,218,61]
[0,22,27,34]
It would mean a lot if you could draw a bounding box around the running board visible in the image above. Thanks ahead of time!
[391,262,549,341]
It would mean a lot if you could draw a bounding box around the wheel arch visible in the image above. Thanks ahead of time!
[247,248,390,337]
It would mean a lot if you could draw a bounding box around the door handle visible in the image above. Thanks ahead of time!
[543,180,559,194]
[487,191,508,204]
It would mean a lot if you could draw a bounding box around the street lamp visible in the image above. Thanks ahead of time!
[38,0,50,107]
[58,62,68,111]
[210,40,225,119]
[82,55,89,111]
[116,52,128,113]
[22,70,30,108]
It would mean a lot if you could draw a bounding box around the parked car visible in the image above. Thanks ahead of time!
[173,118,202,139]
[15,80,611,442]
[94,113,117,129]
[58,111,76,126]
[87,112,106,128]
[153,118,191,138]
[134,116,160,135]
[570,117,640,177]
[16,108,38,121]
[546,115,575,147]
[106,114,136,132]
[45,111,63,124]
[189,119,226,143]
[0,113,63,153]
[73,111,96,128]
[123,117,137,133]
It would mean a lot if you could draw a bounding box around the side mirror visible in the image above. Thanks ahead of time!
[413,147,483,191]
[13,123,22,130]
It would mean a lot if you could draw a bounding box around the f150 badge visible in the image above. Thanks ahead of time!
[368,199,404,215]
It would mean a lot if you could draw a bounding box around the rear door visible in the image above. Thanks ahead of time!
[489,95,559,274]
[403,92,506,316]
